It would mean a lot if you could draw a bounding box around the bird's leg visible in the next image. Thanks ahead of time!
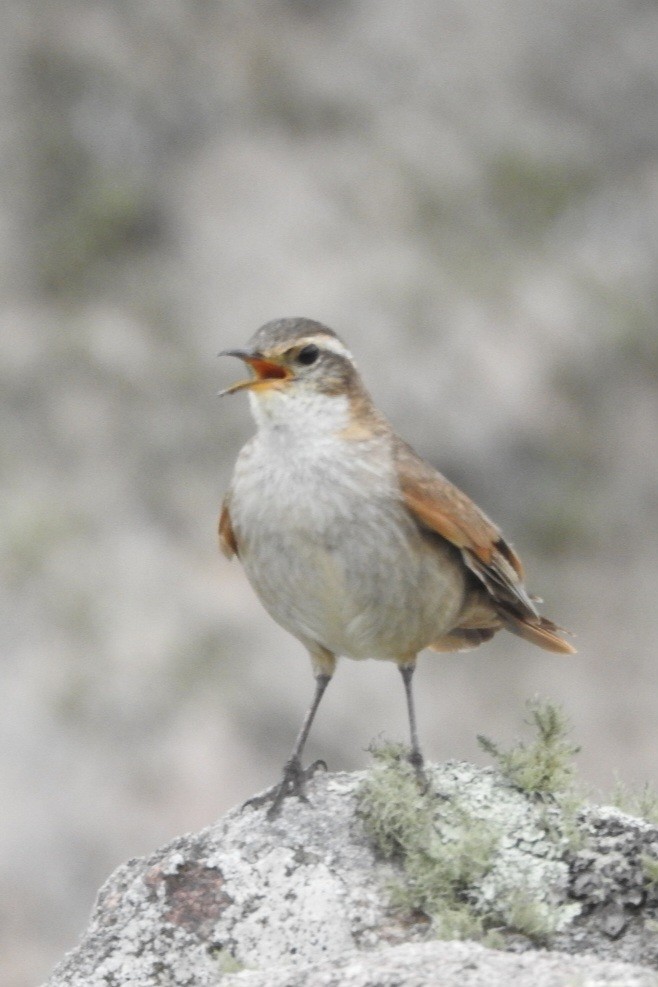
[399,661,425,777]
[277,672,331,790]
[244,673,332,819]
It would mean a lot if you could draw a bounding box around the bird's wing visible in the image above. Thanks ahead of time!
[394,439,575,654]
[219,497,239,558]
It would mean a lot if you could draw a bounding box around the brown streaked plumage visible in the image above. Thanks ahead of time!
[219,317,575,817]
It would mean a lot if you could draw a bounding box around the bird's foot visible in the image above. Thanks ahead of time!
[407,750,449,801]
[243,757,328,820]
[408,749,430,793]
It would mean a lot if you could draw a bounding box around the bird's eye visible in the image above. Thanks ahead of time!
[296,344,320,366]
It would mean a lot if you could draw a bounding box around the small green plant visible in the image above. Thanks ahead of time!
[477,699,580,797]
[610,779,658,826]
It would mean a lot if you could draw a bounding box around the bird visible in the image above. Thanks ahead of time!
[219,317,575,817]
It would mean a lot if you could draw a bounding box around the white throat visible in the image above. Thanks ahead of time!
[248,384,351,441]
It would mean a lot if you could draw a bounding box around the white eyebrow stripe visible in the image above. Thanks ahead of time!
[298,334,355,363]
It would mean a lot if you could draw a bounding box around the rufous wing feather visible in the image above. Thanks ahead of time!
[219,499,239,559]
[395,439,575,655]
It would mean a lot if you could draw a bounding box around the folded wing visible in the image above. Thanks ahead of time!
[394,439,575,655]
[219,498,239,559]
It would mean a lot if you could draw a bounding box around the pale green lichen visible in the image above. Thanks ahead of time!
[357,744,500,942]
[357,740,579,947]
[641,853,658,890]
[208,946,244,974]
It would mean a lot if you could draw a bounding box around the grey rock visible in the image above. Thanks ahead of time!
[554,805,658,966]
[227,941,658,987]
[43,767,658,987]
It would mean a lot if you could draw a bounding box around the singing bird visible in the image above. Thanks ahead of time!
[219,318,574,816]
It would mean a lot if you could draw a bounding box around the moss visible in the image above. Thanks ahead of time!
[477,700,586,854]
[358,746,512,946]
[432,905,501,947]
[430,893,559,948]
[357,743,435,859]
[358,707,585,948]
[502,892,562,944]
[610,780,658,826]
[477,699,580,798]
[357,744,502,943]
[641,854,658,890]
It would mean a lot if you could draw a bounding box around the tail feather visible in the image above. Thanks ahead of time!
[499,609,576,655]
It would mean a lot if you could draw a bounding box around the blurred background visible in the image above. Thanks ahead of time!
[2,1,658,984]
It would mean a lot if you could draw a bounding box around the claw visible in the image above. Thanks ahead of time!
[242,758,328,819]
[407,749,430,794]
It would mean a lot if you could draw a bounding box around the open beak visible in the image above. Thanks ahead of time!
[218,349,290,396]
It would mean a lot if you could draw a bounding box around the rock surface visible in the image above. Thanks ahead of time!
[229,941,658,987]
[44,765,658,986]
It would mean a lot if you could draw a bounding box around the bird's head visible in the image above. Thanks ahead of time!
[219,317,362,401]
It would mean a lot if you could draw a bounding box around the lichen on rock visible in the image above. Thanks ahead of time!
[43,759,658,986]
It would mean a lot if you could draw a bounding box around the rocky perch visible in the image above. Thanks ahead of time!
[44,758,658,987]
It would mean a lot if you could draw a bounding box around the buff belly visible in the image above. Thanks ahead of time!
[234,473,466,661]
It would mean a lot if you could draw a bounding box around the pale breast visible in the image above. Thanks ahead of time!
[230,430,466,661]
